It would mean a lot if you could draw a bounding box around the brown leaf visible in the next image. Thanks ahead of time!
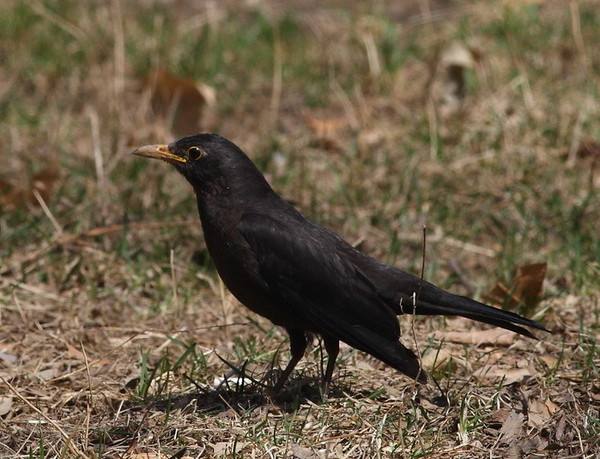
[514,263,547,306]
[304,113,347,151]
[517,435,549,454]
[433,328,515,346]
[0,351,17,365]
[126,453,168,459]
[499,410,524,444]
[0,166,59,210]
[212,442,248,457]
[555,414,567,442]
[485,262,546,310]
[488,407,511,427]
[34,367,58,381]
[528,399,553,428]
[474,366,536,386]
[65,344,85,361]
[0,178,16,202]
[0,397,13,416]
[290,444,320,459]
[305,115,345,138]
[31,167,60,204]
[486,282,521,308]
[540,354,558,369]
[421,348,454,368]
[146,69,215,137]
[573,140,600,162]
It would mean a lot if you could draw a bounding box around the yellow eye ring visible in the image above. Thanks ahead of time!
[188,146,206,160]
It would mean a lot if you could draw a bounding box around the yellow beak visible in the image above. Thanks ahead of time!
[131,144,187,164]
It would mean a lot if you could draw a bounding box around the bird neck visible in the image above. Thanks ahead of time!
[194,184,273,240]
[192,171,276,228]
[191,155,274,200]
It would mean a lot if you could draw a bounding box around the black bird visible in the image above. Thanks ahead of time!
[132,134,547,392]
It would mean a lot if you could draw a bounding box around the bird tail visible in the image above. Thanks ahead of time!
[407,284,548,338]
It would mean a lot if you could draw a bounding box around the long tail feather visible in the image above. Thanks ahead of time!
[414,301,539,338]
[401,284,548,337]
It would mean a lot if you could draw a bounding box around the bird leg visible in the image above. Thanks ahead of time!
[272,329,307,393]
[322,337,339,394]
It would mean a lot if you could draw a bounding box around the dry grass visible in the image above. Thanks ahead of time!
[1,0,599,457]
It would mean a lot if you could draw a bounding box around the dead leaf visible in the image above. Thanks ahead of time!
[357,129,384,151]
[433,328,515,346]
[34,367,58,381]
[0,351,17,365]
[528,399,550,428]
[305,115,346,139]
[555,414,567,442]
[514,263,547,306]
[441,41,475,69]
[499,410,524,444]
[290,443,319,459]
[572,140,600,162]
[0,178,22,209]
[528,398,559,429]
[433,41,475,116]
[506,445,520,459]
[546,399,559,413]
[0,166,59,211]
[146,69,215,137]
[304,113,347,151]
[421,348,454,368]
[579,140,600,158]
[488,407,511,426]
[540,354,558,369]
[517,434,549,454]
[0,397,13,416]
[474,366,535,385]
[65,344,85,361]
[31,167,60,204]
[125,453,168,459]
[354,359,375,371]
[485,262,547,311]
[108,336,135,348]
[212,441,248,457]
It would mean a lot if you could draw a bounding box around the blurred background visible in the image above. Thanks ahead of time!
[0,0,599,457]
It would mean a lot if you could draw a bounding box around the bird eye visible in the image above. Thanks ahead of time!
[187,146,206,161]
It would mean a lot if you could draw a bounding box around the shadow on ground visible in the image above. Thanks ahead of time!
[132,375,350,415]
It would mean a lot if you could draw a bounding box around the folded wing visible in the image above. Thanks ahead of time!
[239,212,426,381]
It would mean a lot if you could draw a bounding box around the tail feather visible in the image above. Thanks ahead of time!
[414,301,538,338]
[413,287,548,337]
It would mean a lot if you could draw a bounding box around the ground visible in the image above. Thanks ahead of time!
[0,0,599,457]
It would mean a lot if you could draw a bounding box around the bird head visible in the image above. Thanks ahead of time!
[132,133,271,197]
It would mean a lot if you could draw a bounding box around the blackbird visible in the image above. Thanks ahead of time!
[132,134,547,392]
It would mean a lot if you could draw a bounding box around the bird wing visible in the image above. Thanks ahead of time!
[238,212,424,381]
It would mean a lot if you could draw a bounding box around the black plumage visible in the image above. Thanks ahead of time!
[132,133,547,392]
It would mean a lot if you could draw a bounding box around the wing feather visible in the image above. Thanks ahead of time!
[238,212,424,380]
